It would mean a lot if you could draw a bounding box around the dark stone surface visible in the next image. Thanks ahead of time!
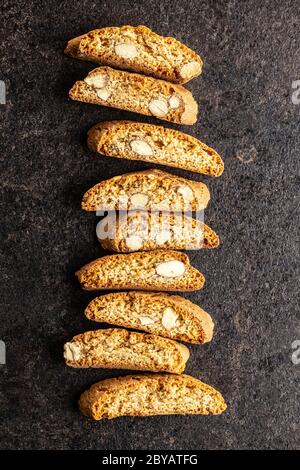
[0,0,299,450]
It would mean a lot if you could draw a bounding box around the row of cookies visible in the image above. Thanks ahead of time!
[66,25,201,125]
[64,25,227,420]
[65,252,226,420]
[83,168,217,252]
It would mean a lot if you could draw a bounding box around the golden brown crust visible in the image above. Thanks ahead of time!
[69,67,198,125]
[78,374,227,420]
[65,25,203,84]
[64,328,189,373]
[203,224,220,249]
[85,291,214,344]
[98,211,219,252]
[75,250,205,292]
[87,120,224,176]
[81,169,210,212]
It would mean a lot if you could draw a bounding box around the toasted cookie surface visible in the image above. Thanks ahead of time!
[88,121,224,176]
[65,25,202,84]
[85,291,214,344]
[79,373,227,420]
[76,250,205,292]
[98,211,219,252]
[82,169,210,212]
[69,67,198,125]
[64,328,189,373]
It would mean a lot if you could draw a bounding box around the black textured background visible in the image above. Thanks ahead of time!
[0,0,299,450]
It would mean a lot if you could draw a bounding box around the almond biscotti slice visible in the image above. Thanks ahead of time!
[98,211,219,252]
[76,250,205,292]
[65,25,202,84]
[69,67,198,125]
[85,292,214,344]
[82,169,210,212]
[79,374,227,420]
[88,121,224,177]
[64,328,189,374]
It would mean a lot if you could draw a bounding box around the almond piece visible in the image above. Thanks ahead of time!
[176,185,194,202]
[155,260,185,278]
[169,95,181,109]
[130,139,153,156]
[84,74,108,89]
[139,316,155,326]
[118,194,129,206]
[115,43,138,59]
[130,193,149,207]
[125,236,143,251]
[149,98,169,117]
[180,61,201,79]
[161,307,178,329]
[177,343,190,362]
[64,342,81,361]
[96,88,111,101]
[201,394,214,407]
[156,230,172,246]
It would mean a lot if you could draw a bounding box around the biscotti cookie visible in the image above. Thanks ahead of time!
[65,25,203,84]
[64,328,189,373]
[76,250,205,292]
[98,211,219,252]
[69,67,198,125]
[85,291,214,344]
[82,169,210,212]
[79,374,227,420]
[88,121,224,177]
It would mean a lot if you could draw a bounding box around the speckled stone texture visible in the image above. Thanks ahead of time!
[0,0,299,450]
